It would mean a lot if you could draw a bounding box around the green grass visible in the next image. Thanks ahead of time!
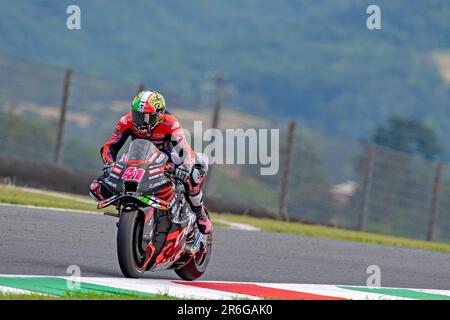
[0,184,231,227]
[0,292,182,300]
[0,184,100,212]
[2,184,450,253]
[212,213,450,254]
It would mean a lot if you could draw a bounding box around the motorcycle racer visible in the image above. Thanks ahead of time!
[90,90,212,234]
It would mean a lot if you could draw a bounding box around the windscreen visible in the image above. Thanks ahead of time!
[127,139,157,161]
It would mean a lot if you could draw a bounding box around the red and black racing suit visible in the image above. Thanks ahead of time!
[90,111,209,223]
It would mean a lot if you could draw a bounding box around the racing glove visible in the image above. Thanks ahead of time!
[174,164,192,182]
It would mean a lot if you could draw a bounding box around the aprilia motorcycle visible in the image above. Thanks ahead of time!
[97,138,212,280]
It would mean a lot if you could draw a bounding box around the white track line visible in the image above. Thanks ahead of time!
[80,277,252,300]
[0,203,102,215]
[211,218,260,231]
[0,203,260,231]
[1,185,260,231]
[260,283,407,300]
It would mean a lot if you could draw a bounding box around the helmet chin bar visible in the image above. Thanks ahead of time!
[132,109,163,134]
[134,121,159,134]
[134,124,150,134]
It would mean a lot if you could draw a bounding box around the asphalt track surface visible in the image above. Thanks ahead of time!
[1,205,450,290]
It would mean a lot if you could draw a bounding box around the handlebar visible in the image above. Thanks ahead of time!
[165,162,176,174]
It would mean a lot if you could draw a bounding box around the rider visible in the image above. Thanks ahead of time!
[89,90,212,234]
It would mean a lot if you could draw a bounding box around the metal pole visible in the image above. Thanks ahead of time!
[278,121,296,221]
[54,68,72,165]
[136,83,146,95]
[358,143,376,231]
[427,161,443,241]
[205,73,224,195]
[211,73,224,129]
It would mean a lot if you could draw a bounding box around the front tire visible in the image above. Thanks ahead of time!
[117,210,146,278]
[175,234,213,280]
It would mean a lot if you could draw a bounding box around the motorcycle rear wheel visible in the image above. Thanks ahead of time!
[175,233,213,281]
[117,210,147,278]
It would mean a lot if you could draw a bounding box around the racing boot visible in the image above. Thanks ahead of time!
[192,205,213,235]
[89,180,105,202]
[89,179,112,202]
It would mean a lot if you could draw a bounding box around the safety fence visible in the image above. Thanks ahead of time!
[0,55,449,242]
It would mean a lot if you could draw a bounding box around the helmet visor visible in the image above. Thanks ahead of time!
[132,110,160,129]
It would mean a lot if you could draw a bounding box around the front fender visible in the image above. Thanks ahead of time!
[97,194,166,210]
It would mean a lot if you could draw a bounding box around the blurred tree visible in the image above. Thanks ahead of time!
[349,116,443,237]
[373,116,443,159]
[0,111,55,162]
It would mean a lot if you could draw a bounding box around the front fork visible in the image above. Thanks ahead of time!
[188,231,204,255]
[142,207,156,249]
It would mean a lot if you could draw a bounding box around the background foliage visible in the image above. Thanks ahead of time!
[2,0,450,157]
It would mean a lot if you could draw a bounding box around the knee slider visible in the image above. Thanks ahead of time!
[189,191,203,207]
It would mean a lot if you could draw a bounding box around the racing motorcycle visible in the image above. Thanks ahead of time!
[97,138,212,280]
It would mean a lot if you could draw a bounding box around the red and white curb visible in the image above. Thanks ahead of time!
[1,275,450,300]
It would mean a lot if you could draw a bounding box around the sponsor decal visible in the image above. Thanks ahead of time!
[149,167,164,175]
[111,166,122,174]
[113,126,121,135]
[119,115,128,125]
[148,163,164,170]
[170,202,179,215]
[148,173,163,180]
[171,121,180,130]
[109,173,120,179]
[168,195,176,208]
[122,167,145,181]
[105,180,117,188]
[155,153,166,164]
[148,152,159,163]
[135,127,149,134]
[149,180,167,189]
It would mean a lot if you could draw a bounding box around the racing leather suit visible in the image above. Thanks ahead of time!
[90,110,211,233]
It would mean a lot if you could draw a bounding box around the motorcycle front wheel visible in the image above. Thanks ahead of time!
[117,210,147,278]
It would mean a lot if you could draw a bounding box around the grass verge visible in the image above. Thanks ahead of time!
[0,184,233,227]
[2,184,450,253]
[0,292,182,300]
[0,184,100,212]
[213,213,450,253]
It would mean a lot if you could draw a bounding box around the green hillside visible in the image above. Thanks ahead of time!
[2,0,450,157]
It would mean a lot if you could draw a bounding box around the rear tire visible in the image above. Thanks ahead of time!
[175,234,213,281]
[117,210,146,278]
